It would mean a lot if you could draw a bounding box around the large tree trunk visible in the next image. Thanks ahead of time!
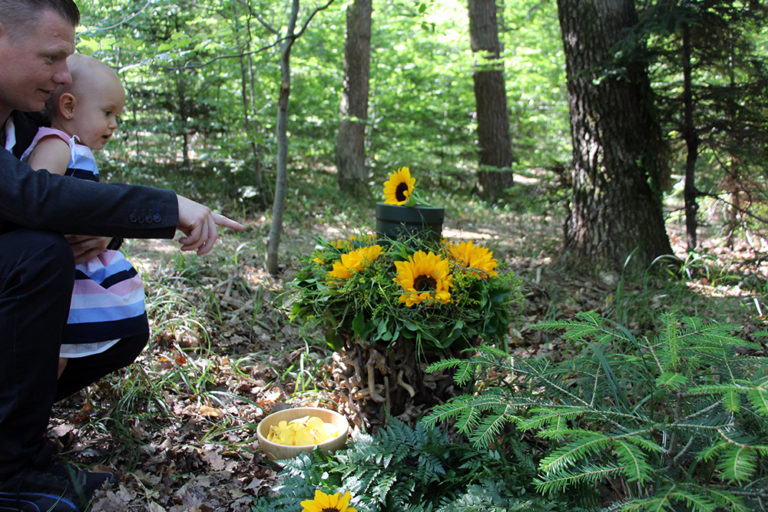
[336,0,372,197]
[558,0,673,270]
[467,0,514,200]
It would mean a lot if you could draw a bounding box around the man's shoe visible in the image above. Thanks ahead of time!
[0,460,115,512]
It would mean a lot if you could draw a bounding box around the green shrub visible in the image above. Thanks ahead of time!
[252,417,564,512]
[425,312,768,511]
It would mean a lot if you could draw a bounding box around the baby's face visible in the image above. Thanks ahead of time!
[70,71,125,151]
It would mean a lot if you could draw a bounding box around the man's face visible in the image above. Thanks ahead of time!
[0,9,75,121]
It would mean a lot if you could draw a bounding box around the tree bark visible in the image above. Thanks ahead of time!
[467,0,514,200]
[682,22,699,252]
[558,0,673,270]
[266,0,299,276]
[336,0,372,197]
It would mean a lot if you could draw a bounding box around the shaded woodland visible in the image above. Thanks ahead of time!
[51,0,768,510]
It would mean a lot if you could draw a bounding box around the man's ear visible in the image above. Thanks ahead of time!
[59,93,77,120]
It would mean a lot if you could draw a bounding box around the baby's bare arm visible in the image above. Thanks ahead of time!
[26,136,71,176]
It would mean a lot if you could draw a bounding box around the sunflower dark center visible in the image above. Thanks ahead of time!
[395,182,409,202]
[322,508,340,512]
[413,274,436,291]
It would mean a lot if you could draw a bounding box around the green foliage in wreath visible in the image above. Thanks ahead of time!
[289,233,523,354]
[425,312,768,511]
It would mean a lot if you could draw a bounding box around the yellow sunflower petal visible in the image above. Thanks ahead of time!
[446,240,498,278]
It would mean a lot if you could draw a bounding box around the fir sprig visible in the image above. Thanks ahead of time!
[425,312,768,510]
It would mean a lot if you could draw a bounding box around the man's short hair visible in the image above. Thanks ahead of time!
[0,0,79,39]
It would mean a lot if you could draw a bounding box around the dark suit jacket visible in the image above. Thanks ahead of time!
[1,111,178,238]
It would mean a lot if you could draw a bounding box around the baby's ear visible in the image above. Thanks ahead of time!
[59,92,77,120]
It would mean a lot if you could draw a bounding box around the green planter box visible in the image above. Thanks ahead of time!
[375,202,444,243]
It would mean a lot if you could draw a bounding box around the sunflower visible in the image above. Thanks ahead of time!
[328,245,383,280]
[383,166,415,205]
[300,490,357,512]
[393,250,453,306]
[445,240,498,278]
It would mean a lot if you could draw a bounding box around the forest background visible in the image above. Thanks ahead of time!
[48,0,768,510]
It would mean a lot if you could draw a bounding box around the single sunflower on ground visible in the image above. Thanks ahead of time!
[393,250,453,306]
[383,166,415,205]
[300,490,357,512]
[445,240,498,278]
[328,245,383,280]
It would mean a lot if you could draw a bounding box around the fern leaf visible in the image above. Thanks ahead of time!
[372,471,397,502]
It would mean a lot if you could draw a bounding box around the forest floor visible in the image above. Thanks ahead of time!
[49,178,767,511]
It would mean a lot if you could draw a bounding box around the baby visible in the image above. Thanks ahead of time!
[23,54,148,378]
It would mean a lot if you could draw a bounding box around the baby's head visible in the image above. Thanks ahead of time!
[48,53,125,150]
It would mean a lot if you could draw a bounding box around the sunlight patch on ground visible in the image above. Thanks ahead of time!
[442,227,492,240]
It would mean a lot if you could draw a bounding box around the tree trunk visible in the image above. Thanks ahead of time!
[467,0,514,201]
[336,0,372,197]
[558,0,672,271]
[682,23,699,252]
[175,73,191,172]
[266,0,299,276]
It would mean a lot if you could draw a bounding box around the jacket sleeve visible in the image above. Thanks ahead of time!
[0,148,178,239]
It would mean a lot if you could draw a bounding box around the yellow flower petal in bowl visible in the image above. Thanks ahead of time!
[257,407,349,460]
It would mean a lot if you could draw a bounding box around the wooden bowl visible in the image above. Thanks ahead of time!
[257,407,349,461]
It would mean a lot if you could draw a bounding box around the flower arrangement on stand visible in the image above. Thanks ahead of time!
[290,167,523,427]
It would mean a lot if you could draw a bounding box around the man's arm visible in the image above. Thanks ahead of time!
[0,147,177,238]
[1,148,243,248]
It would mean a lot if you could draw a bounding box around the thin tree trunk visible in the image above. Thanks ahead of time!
[558,0,672,270]
[468,0,514,201]
[682,23,699,251]
[336,0,372,196]
[266,0,299,276]
[176,73,190,172]
[724,32,739,249]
